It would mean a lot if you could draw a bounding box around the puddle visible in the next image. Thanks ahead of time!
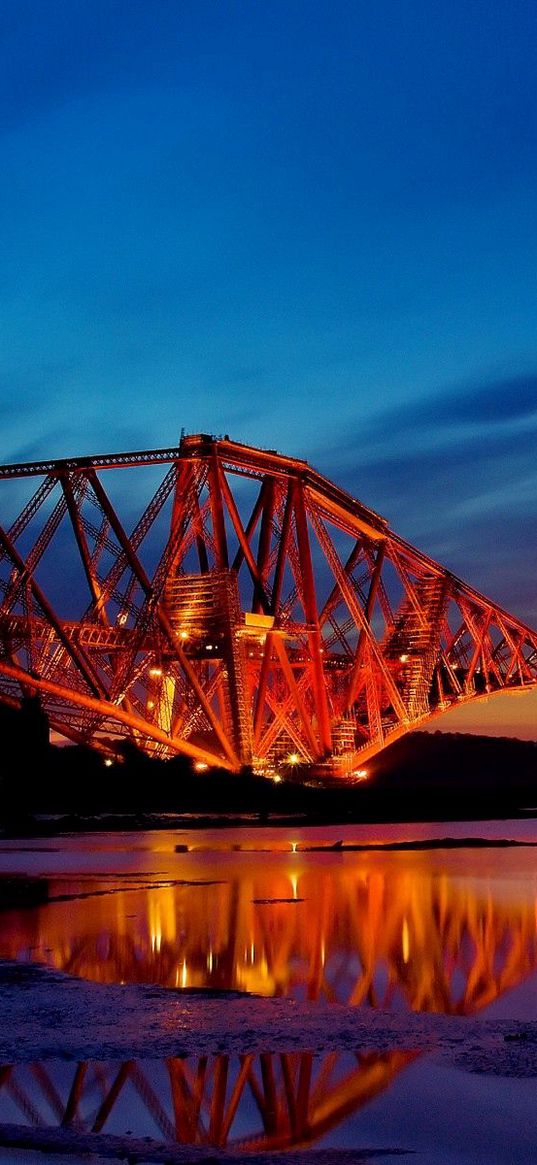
[0,1050,534,1163]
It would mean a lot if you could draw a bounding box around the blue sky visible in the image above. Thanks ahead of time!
[1,1,537,733]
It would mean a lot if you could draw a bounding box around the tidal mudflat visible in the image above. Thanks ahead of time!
[0,820,536,1164]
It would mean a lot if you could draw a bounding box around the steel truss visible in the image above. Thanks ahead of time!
[0,433,535,776]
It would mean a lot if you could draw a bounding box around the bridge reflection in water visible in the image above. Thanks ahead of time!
[2,848,537,1014]
[0,1050,419,1152]
[1,847,537,1152]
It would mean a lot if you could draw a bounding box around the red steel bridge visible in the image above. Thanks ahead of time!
[0,432,535,779]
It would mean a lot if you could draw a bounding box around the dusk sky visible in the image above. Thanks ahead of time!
[2,1,537,735]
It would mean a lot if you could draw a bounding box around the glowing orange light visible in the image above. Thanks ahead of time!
[194,761,209,772]
[402,918,410,963]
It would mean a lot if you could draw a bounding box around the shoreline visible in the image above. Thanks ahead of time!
[2,806,537,838]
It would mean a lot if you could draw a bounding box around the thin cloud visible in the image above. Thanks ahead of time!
[386,372,537,427]
[316,371,537,625]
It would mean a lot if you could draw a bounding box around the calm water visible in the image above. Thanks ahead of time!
[1,820,537,1162]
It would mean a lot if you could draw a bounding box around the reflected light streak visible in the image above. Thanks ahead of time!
[402,917,410,963]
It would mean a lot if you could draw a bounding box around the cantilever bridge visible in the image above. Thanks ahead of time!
[0,432,535,778]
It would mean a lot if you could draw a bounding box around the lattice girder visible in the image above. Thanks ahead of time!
[0,433,535,777]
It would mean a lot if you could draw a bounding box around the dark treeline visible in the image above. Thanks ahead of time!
[1,699,537,827]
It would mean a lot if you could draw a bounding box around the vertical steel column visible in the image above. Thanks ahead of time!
[254,480,293,743]
[293,478,332,756]
[347,541,385,711]
[61,474,105,617]
[253,477,275,613]
[209,452,228,570]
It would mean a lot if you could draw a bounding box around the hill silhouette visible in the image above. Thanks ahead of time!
[0,699,536,827]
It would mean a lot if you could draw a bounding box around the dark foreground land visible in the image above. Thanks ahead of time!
[1,696,536,832]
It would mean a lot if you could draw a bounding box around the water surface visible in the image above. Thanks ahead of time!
[1,821,537,1013]
[0,822,536,1162]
